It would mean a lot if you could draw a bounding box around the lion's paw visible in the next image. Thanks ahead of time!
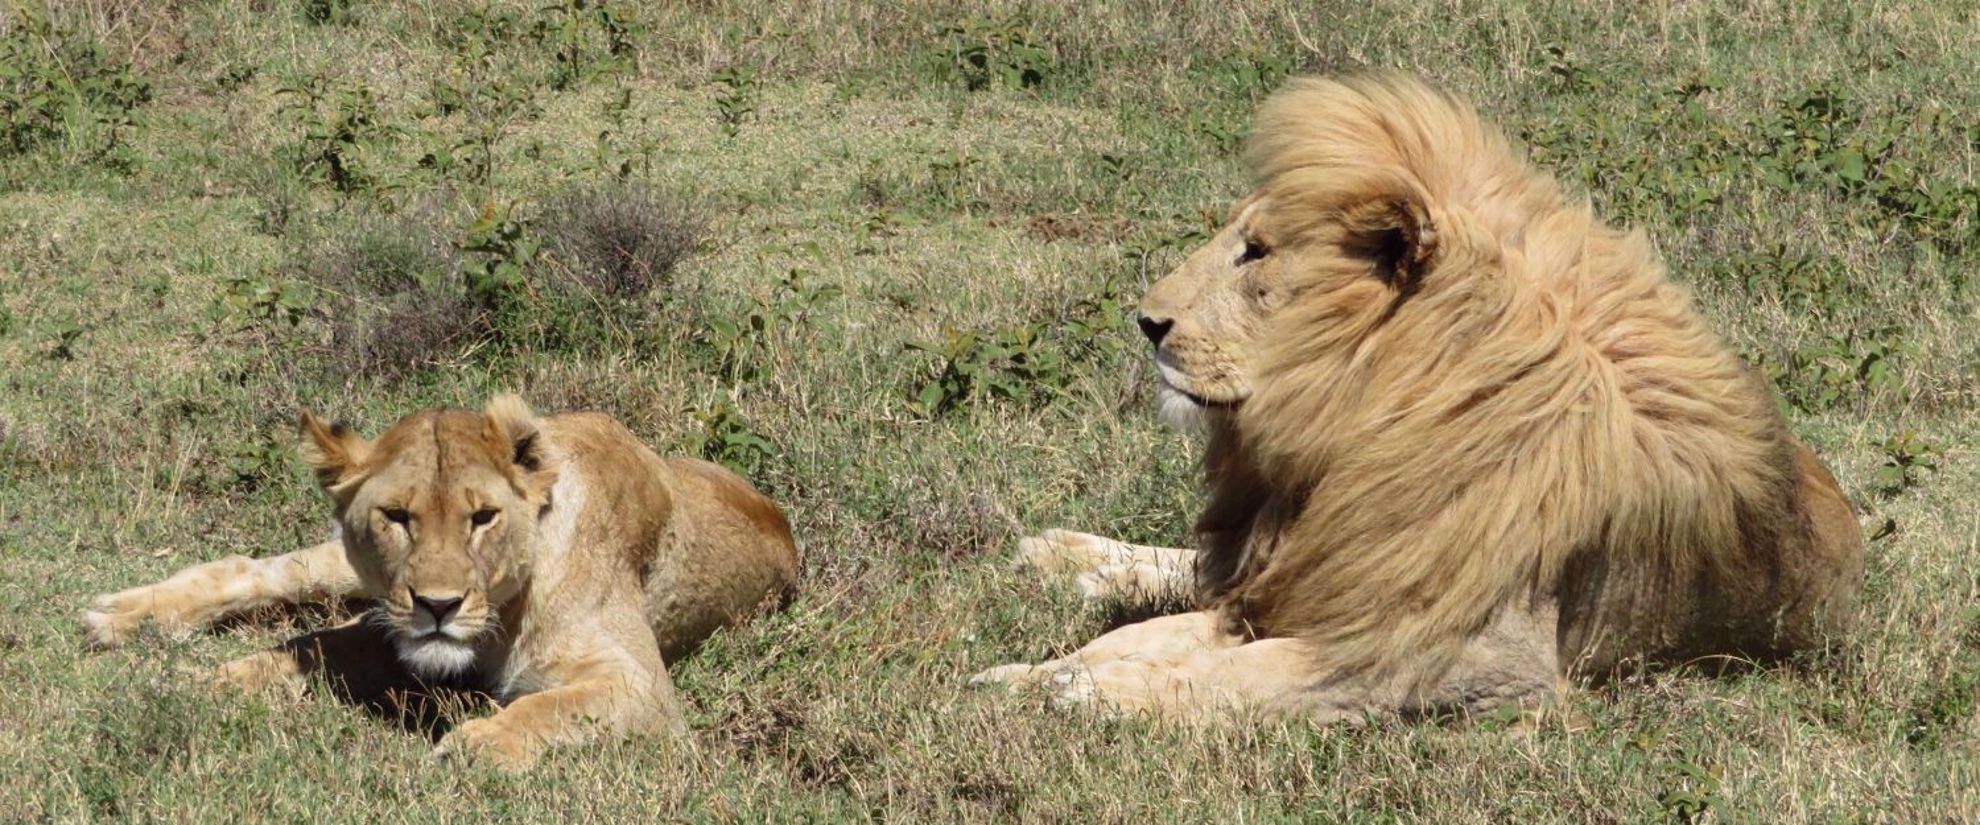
[1015,530,1128,578]
[967,661,1096,707]
[434,717,541,771]
[1075,562,1187,604]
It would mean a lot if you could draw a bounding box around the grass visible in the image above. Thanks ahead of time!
[1,0,1976,820]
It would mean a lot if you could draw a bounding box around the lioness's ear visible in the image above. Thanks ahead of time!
[1341,185,1437,293]
[484,393,558,501]
[298,411,371,493]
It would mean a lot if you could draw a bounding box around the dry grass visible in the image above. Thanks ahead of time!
[0,0,1974,821]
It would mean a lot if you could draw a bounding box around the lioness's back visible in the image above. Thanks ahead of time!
[648,457,798,660]
[541,413,798,661]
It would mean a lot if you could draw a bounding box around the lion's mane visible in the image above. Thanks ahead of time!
[1193,75,1860,688]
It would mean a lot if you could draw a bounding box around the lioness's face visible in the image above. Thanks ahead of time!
[299,399,558,678]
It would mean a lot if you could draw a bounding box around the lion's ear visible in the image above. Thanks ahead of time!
[484,393,558,502]
[298,411,371,493]
[1341,185,1437,294]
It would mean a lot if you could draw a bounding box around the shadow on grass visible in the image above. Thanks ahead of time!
[219,604,496,742]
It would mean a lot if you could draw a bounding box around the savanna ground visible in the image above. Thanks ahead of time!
[0,0,1975,820]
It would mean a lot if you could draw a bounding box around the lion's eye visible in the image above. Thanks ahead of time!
[470,508,498,527]
[381,507,411,527]
[1236,238,1269,265]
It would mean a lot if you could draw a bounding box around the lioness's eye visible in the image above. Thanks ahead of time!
[470,508,498,527]
[381,507,411,526]
[1237,237,1269,265]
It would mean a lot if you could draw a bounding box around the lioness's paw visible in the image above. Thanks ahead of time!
[80,590,176,648]
[1015,530,1124,578]
[434,717,541,771]
[206,652,305,698]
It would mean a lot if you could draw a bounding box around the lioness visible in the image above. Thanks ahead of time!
[975,74,1865,719]
[85,395,798,768]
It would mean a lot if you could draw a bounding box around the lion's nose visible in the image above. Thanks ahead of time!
[410,591,464,625]
[1137,315,1174,347]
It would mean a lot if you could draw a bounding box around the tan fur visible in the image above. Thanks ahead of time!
[86,395,798,769]
[982,73,1865,717]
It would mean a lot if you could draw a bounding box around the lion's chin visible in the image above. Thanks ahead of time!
[1163,380,1240,433]
[1155,378,1243,434]
[396,635,480,679]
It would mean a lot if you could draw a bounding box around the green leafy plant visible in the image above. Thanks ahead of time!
[1542,44,1602,94]
[224,435,293,491]
[680,403,776,478]
[925,149,980,211]
[301,0,359,25]
[458,201,541,309]
[1761,328,1913,414]
[45,320,84,361]
[1872,428,1942,497]
[699,268,841,382]
[220,271,314,329]
[926,14,1061,92]
[1620,731,1724,824]
[536,0,642,89]
[0,7,151,169]
[278,75,386,194]
[904,323,1068,418]
[712,65,759,139]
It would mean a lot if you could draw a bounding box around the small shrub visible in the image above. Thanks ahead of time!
[538,180,704,300]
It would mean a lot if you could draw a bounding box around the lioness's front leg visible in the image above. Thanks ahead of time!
[209,612,415,703]
[84,540,361,647]
[1016,529,1197,604]
[434,640,682,770]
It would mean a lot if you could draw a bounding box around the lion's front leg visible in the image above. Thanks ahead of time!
[970,611,1324,716]
[84,539,361,647]
[435,646,682,771]
[1015,529,1197,604]
[974,604,1564,722]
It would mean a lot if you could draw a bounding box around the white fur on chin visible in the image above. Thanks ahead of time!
[397,636,479,679]
[1155,381,1208,433]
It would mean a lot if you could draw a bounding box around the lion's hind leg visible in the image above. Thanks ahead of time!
[84,539,361,647]
[1016,529,1196,604]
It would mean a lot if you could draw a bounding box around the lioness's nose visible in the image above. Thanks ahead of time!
[1137,315,1174,347]
[411,592,464,625]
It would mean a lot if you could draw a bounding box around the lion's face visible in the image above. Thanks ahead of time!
[299,398,558,678]
[1139,192,1421,431]
[1138,201,1282,429]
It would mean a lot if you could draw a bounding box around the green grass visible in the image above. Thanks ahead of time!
[1,0,1976,820]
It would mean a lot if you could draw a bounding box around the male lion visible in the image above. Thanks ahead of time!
[974,74,1865,720]
[85,395,798,768]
